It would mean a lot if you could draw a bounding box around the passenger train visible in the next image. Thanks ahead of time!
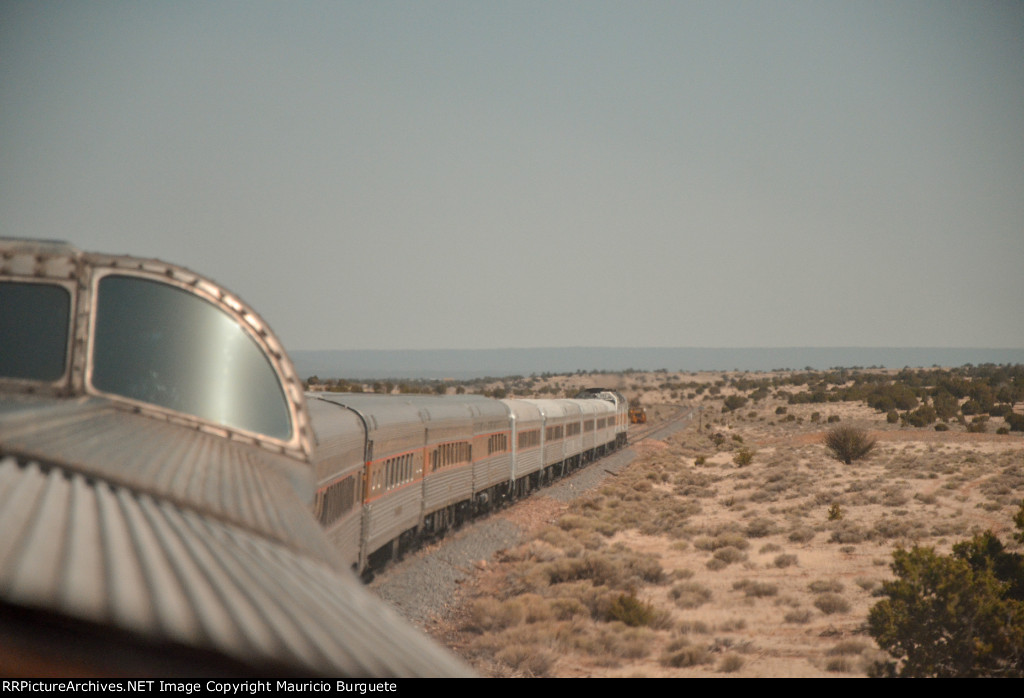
[308,388,627,574]
[0,239,627,676]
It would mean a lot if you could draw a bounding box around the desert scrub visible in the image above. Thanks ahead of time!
[660,642,713,668]
[604,593,669,628]
[744,516,778,538]
[788,526,816,543]
[783,608,812,624]
[808,579,844,594]
[825,656,854,673]
[711,546,748,566]
[773,553,798,568]
[733,579,779,598]
[829,521,868,544]
[733,448,754,467]
[495,643,555,677]
[828,640,869,656]
[718,653,745,673]
[463,598,525,632]
[694,532,749,552]
[569,624,654,663]
[855,577,878,592]
[813,593,851,614]
[823,425,876,464]
[670,581,713,609]
[540,549,665,589]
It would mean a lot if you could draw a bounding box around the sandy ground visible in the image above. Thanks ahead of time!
[431,371,1024,677]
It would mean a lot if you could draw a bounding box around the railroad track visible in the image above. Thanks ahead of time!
[627,405,694,445]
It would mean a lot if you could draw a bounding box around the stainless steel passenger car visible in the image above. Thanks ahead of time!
[0,239,472,676]
[303,390,627,573]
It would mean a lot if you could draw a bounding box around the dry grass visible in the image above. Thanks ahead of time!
[438,370,1024,677]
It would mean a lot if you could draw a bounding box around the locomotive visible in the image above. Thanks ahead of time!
[0,239,627,676]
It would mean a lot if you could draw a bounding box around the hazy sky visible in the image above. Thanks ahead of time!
[3,2,1022,351]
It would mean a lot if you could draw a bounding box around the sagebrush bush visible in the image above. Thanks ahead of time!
[813,593,850,614]
[719,653,745,673]
[606,593,659,627]
[733,580,778,598]
[661,643,712,668]
[733,448,754,467]
[784,608,812,624]
[670,581,713,609]
[808,579,844,594]
[824,425,876,465]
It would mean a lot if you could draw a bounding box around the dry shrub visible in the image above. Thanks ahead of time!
[733,448,755,467]
[744,516,778,537]
[829,522,868,544]
[495,644,554,677]
[677,620,712,635]
[813,593,851,615]
[718,653,745,673]
[519,593,554,624]
[464,598,524,632]
[733,579,778,597]
[773,553,798,568]
[661,643,712,668]
[716,618,747,632]
[550,597,588,620]
[568,623,653,662]
[823,425,876,464]
[605,593,665,628]
[808,579,844,594]
[825,656,854,672]
[541,549,664,588]
[694,532,749,551]
[670,581,713,609]
[784,608,812,624]
[855,577,878,592]
[827,640,869,656]
[712,546,748,565]
[788,527,816,543]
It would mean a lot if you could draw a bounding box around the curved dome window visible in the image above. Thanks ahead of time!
[91,275,292,441]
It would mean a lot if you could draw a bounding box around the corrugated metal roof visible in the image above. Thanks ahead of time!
[0,454,472,676]
[0,396,329,562]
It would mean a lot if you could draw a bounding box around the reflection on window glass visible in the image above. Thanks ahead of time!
[92,275,292,440]
[0,282,70,381]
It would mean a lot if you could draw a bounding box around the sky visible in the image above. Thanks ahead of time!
[2,1,1022,352]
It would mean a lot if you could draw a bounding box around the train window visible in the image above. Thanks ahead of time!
[0,282,70,381]
[317,475,356,526]
[91,275,292,441]
[487,433,506,454]
[518,430,540,449]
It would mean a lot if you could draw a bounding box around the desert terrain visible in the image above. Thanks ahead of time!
[419,368,1024,677]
